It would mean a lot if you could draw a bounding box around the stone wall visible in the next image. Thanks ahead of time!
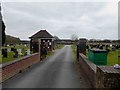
[0,53,40,83]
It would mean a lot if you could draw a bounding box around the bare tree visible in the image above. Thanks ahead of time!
[54,35,59,40]
[71,34,78,40]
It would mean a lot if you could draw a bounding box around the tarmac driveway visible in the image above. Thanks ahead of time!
[2,45,91,88]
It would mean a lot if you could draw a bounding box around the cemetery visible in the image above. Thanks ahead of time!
[76,39,120,88]
[1,44,30,63]
[0,3,120,88]
[1,30,120,88]
[0,28,119,88]
[1,35,120,88]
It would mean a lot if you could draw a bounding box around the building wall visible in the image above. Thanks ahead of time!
[30,38,53,53]
[41,39,53,51]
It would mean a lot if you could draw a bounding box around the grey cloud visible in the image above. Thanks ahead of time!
[1,2,118,40]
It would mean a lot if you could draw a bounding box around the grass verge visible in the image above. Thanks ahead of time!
[71,45,78,63]
[55,44,64,50]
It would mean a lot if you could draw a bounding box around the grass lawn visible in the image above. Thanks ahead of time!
[46,51,54,58]
[107,50,119,65]
[42,45,64,60]
[47,44,64,58]
[71,45,119,66]
[55,44,64,50]
[1,45,30,63]
[71,45,77,63]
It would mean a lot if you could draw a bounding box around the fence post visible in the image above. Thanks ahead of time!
[38,39,41,61]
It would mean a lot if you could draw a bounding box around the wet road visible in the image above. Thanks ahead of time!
[3,45,91,88]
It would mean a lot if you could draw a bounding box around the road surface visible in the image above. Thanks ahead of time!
[2,45,91,88]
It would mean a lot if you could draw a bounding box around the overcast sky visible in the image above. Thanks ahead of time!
[1,1,118,40]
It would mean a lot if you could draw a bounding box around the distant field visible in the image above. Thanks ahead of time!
[55,44,64,50]
[1,45,30,63]
[72,45,119,66]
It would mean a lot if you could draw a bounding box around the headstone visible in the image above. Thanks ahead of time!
[11,48,15,51]
[27,49,30,55]
[2,49,8,58]
[106,48,110,53]
[110,44,112,47]
[7,48,11,52]
[13,49,18,58]
[99,45,103,49]
[86,45,89,49]
[17,49,23,56]
[7,44,9,47]
[112,48,116,51]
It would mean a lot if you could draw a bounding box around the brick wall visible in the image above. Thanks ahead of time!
[79,53,97,88]
[96,66,120,88]
[79,53,120,88]
[0,53,40,83]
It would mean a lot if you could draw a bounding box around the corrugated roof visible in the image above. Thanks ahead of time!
[29,30,53,39]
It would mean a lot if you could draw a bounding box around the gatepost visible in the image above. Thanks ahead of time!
[38,39,41,61]
[78,38,87,55]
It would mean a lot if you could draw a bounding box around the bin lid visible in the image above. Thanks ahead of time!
[89,48,108,53]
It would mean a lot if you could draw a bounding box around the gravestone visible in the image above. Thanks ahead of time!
[7,48,11,52]
[110,44,112,47]
[106,48,110,53]
[11,48,15,52]
[86,45,89,49]
[17,49,23,56]
[99,45,103,49]
[7,44,9,47]
[13,49,18,58]
[27,49,30,55]
[112,47,116,51]
[2,49,8,58]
